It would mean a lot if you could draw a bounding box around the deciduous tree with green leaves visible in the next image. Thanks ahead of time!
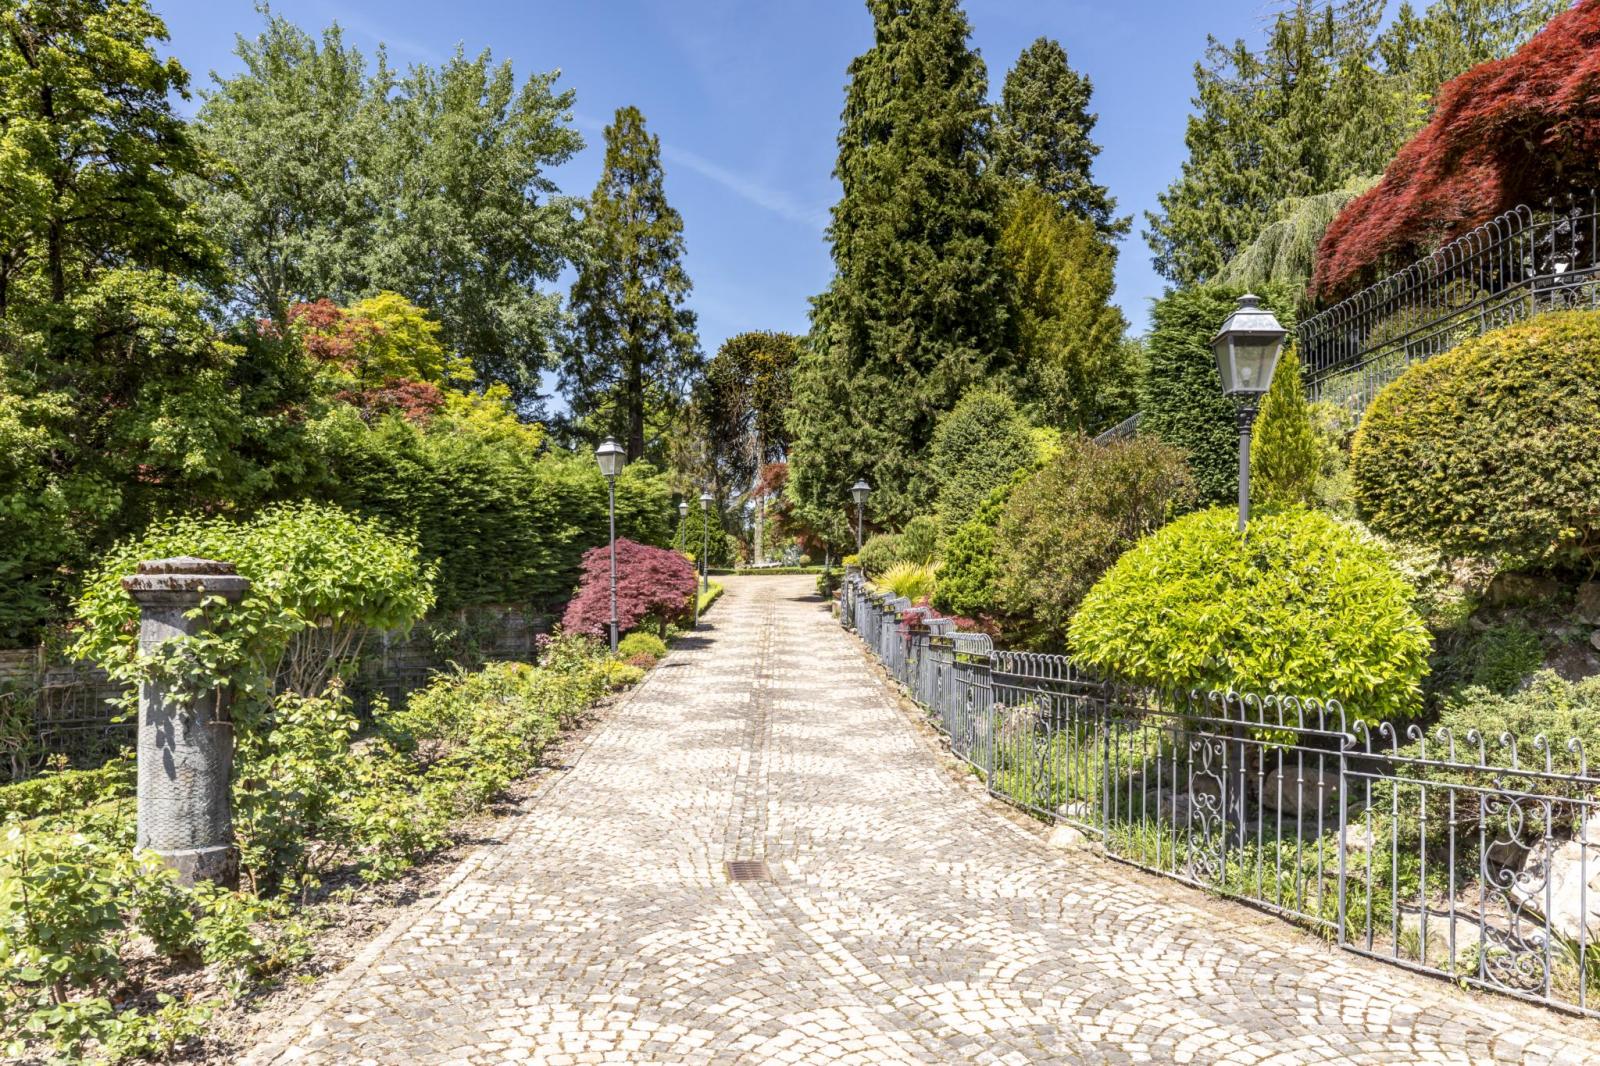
[193,13,584,403]
[0,0,283,644]
[561,105,700,463]
[788,0,1007,530]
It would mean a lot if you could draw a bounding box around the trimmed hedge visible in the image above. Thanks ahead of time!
[306,408,675,612]
[1352,311,1600,568]
[1069,507,1430,724]
[707,566,824,576]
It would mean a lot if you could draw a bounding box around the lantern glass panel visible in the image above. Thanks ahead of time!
[595,438,625,478]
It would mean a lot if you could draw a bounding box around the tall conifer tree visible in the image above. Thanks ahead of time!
[562,106,700,462]
[788,0,1005,532]
[992,37,1127,239]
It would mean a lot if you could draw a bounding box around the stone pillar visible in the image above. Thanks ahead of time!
[121,557,251,885]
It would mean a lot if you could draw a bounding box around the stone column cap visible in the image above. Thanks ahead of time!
[122,557,251,600]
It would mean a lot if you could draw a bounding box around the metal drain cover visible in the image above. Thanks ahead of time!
[725,860,771,882]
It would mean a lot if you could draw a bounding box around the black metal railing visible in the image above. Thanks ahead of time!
[1298,190,1600,415]
[840,573,1600,1018]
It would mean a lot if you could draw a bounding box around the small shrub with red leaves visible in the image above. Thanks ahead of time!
[561,539,696,639]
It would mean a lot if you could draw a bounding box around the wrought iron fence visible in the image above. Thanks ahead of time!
[840,573,1600,1018]
[1298,190,1600,415]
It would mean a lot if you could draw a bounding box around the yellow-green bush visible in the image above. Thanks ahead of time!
[1069,507,1430,724]
[876,562,938,604]
[1352,311,1600,568]
[617,632,667,663]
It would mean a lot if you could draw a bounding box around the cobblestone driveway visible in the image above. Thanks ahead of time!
[247,577,1600,1065]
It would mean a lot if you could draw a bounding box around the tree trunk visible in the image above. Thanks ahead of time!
[626,348,646,462]
[754,494,766,566]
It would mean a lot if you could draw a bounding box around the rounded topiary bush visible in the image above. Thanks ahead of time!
[856,533,902,577]
[1351,311,1600,568]
[1068,507,1429,724]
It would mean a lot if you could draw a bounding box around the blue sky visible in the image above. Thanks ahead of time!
[157,0,1292,355]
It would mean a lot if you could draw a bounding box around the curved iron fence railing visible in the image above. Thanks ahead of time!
[838,572,1600,1018]
[1298,190,1600,415]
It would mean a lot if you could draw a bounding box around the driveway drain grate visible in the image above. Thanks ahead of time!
[725,860,771,882]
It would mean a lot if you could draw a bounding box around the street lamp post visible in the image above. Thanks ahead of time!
[699,492,713,593]
[676,499,688,551]
[595,438,625,654]
[1211,293,1288,535]
[1210,294,1287,848]
[851,479,871,553]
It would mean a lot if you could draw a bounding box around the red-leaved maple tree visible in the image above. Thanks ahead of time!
[1313,0,1600,301]
[561,538,697,638]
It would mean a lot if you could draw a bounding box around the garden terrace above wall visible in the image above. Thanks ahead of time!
[1298,190,1599,417]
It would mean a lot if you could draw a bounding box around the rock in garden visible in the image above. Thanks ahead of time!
[1578,581,1600,625]
[1512,824,1600,942]
[1259,765,1339,819]
[1047,824,1088,849]
[1486,571,1563,607]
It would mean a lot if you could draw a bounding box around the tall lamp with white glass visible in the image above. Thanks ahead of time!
[1211,294,1288,534]
[594,438,625,653]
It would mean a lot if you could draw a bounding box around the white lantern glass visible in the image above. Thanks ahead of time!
[595,437,625,479]
[1211,294,1288,399]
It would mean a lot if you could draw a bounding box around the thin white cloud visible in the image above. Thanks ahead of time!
[574,111,826,230]
[662,143,829,230]
[325,6,439,63]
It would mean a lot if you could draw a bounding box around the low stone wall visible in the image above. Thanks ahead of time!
[0,605,551,778]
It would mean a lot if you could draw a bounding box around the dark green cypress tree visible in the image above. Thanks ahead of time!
[992,37,1127,239]
[788,0,1006,532]
[562,106,700,461]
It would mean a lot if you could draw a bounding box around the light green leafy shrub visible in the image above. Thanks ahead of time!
[876,562,938,604]
[898,516,940,566]
[71,502,435,708]
[617,632,668,663]
[1069,507,1430,724]
[996,435,1195,648]
[856,533,902,578]
[0,828,277,1062]
[1352,311,1600,568]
